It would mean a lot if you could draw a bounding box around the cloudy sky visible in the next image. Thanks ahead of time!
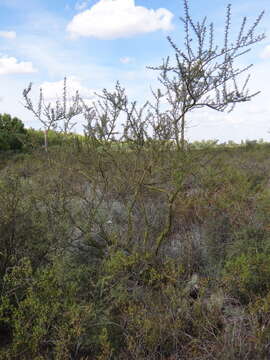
[0,0,269,142]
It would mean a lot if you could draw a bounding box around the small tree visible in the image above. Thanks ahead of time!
[149,0,265,150]
[83,81,150,148]
[82,82,124,143]
[23,78,83,151]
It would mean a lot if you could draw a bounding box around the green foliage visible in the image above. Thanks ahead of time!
[0,113,27,151]
[0,139,270,358]
[25,128,84,150]
[224,253,270,304]
[0,258,93,359]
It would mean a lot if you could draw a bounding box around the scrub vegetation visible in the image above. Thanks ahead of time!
[0,1,268,359]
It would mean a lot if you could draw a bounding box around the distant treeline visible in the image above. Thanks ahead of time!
[0,113,84,152]
[1,112,269,153]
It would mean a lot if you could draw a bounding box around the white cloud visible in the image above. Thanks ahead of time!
[67,0,173,39]
[40,76,95,102]
[120,57,134,64]
[260,45,270,59]
[0,31,16,39]
[0,56,37,75]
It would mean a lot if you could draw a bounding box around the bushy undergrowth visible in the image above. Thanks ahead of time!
[1,141,270,359]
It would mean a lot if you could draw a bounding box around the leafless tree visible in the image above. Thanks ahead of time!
[23,78,83,151]
[148,0,265,150]
[83,81,151,147]
[61,77,83,135]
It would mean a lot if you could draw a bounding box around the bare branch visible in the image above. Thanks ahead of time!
[148,1,265,150]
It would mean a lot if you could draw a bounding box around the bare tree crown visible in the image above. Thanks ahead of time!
[148,0,265,149]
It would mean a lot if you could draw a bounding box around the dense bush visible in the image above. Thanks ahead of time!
[224,253,270,303]
[0,114,27,151]
[0,141,269,359]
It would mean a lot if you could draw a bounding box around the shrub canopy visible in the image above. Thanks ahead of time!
[0,113,27,151]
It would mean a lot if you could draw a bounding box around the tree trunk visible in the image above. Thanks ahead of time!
[44,129,48,152]
[180,114,185,151]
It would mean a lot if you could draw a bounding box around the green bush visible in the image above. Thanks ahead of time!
[0,113,27,151]
[0,258,94,360]
[224,253,270,304]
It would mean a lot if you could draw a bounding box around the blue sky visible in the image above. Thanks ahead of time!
[0,0,269,142]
